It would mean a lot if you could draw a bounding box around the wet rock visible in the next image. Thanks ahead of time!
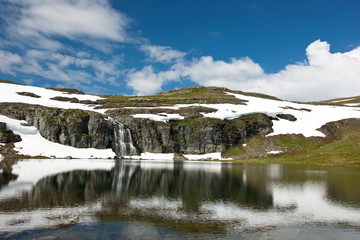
[173,153,188,161]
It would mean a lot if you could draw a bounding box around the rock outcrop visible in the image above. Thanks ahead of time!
[127,113,273,154]
[0,103,114,149]
[0,122,21,143]
[318,118,360,140]
[0,102,273,156]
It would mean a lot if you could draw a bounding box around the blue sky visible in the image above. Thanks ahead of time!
[0,0,359,101]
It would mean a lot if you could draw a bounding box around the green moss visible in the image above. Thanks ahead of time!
[82,134,93,139]
[72,120,83,125]
[225,146,245,156]
[280,137,313,151]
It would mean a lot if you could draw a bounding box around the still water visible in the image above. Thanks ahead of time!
[1,159,360,239]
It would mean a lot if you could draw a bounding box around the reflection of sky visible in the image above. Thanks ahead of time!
[1,159,360,233]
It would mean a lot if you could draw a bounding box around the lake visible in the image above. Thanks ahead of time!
[1,159,360,239]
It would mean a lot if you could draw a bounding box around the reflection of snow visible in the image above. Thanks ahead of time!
[1,161,360,233]
[0,159,115,200]
[272,183,360,223]
[268,164,282,179]
[0,202,102,232]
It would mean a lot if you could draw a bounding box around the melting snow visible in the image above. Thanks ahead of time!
[1,82,360,159]
[0,82,107,114]
[184,152,232,161]
[268,150,282,155]
[331,97,356,103]
[345,103,360,107]
[132,113,184,122]
[0,115,115,159]
[125,92,360,137]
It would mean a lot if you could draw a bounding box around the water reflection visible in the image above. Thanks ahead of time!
[1,159,360,235]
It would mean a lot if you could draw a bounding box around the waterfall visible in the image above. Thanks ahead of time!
[107,117,137,157]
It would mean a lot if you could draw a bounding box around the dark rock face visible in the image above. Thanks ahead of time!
[276,114,297,121]
[0,103,114,149]
[16,92,41,98]
[0,122,22,143]
[318,118,360,140]
[128,113,273,154]
[50,96,80,103]
[0,102,273,155]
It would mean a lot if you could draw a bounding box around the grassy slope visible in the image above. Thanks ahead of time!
[310,96,360,107]
[231,128,360,167]
[101,86,280,108]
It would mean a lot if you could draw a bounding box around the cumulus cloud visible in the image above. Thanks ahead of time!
[0,0,128,90]
[126,66,162,95]
[127,40,360,101]
[262,40,360,100]
[140,44,186,63]
[6,0,130,44]
[177,56,265,88]
[126,66,181,95]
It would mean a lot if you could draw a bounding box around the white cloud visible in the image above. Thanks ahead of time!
[0,50,22,74]
[10,0,130,43]
[126,66,164,95]
[0,0,126,89]
[140,44,186,63]
[127,40,360,101]
[177,56,265,87]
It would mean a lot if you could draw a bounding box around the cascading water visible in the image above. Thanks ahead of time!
[108,117,137,157]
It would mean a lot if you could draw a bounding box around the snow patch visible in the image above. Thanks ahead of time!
[132,113,184,122]
[184,152,232,161]
[345,103,360,107]
[331,98,356,103]
[0,114,115,159]
[267,150,282,155]
[0,153,3,162]
[125,92,360,137]
[0,82,107,114]
[124,152,175,161]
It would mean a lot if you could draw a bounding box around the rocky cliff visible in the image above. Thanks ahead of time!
[0,101,273,156]
[126,113,273,154]
[0,103,114,150]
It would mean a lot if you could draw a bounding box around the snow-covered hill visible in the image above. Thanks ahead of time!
[1,81,360,160]
[129,92,360,137]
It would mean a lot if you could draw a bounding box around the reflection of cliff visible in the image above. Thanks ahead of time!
[108,161,273,211]
[0,161,273,212]
[0,169,113,211]
[325,169,360,208]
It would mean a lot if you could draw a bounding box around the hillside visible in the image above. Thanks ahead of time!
[312,96,360,107]
[1,80,360,166]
